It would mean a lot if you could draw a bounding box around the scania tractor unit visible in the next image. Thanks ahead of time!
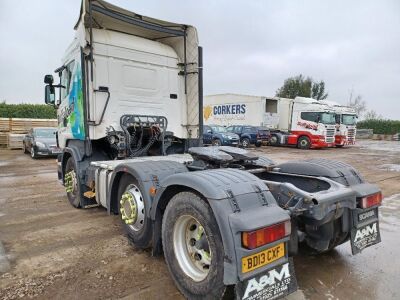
[43,1,382,299]
[321,100,357,147]
[204,94,336,149]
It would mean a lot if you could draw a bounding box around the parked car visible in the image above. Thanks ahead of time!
[23,127,60,159]
[226,125,270,147]
[203,125,240,146]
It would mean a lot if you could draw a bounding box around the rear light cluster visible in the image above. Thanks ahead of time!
[360,192,382,209]
[242,221,291,250]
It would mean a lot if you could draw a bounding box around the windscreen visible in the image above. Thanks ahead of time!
[211,126,227,133]
[342,114,357,125]
[319,112,336,125]
[243,126,257,133]
[35,129,56,138]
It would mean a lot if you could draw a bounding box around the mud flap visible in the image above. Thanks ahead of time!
[236,258,297,300]
[350,207,381,254]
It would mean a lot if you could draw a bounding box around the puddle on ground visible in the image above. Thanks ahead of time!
[379,164,400,172]
[358,140,400,153]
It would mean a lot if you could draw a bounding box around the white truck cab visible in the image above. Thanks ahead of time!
[320,100,357,147]
[266,97,336,149]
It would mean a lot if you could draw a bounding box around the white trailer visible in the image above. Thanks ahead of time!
[204,94,336,149]
[204,94,273,127]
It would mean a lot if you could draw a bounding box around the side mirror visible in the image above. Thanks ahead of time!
[207,129,213,134]
[44,74,54,85]
[45,85,55,105]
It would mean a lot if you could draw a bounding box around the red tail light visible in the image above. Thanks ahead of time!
[242,221,291,250]
[360,192,382,208]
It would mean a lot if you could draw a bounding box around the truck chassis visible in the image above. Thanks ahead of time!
[59,143,382,299]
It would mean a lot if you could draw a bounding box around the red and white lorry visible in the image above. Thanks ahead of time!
[321,100,357,147]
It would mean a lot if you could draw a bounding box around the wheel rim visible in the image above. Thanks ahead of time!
[243,140,249,147]
[271,136,277,144]
[120,184,145,232]
[65,170,78,196]
[173,215,211,282]
[300,139,308,147]
[31,148,34,157]
[213,140,220,146]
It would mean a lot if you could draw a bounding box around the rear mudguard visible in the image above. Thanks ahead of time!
[151,168,291,285]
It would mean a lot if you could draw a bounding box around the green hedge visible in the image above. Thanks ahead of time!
[0,103,57,119]
[357,119,400,135]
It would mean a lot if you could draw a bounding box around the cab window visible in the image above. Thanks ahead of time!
[60,60,75,99]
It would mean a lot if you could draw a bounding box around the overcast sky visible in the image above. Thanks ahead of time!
[0,0,399,119]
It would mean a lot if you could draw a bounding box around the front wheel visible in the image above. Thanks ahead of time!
[64,157,82,208]
[241,138,250,148]
[212,139,222,146]
[30,147,37,159]
[23,143,28,154]
[297,136,311,149]
[162,192,225,299]
[255,141,262,147]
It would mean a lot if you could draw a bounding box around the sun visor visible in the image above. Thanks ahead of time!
[74,0,188,39]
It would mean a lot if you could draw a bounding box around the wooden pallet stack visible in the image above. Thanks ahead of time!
[0,118,57,149]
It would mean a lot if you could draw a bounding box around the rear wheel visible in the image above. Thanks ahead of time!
[269,134,279,146]
[297,136,311,149]
[117,174,152,248]
[162,192,225,299]
[241,138,250,148]
[255,141,262,147]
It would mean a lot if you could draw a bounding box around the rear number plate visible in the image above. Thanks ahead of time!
[242,243,284,273]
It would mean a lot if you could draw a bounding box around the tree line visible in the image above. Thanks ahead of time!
[0,102,57,119]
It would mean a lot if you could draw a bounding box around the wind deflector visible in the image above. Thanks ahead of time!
[75,0,187,39]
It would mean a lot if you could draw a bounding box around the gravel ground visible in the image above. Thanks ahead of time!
[0,140,399,300]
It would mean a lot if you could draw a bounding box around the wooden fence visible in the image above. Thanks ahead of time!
[0,118,57,149]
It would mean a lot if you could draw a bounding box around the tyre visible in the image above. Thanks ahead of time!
[336,145,344,148]
[255,141,262,147]
[212,139,222,146]
[64,157,82,208]
[297,136,311,149]
[241,138,250,148]
[162,192,225,300]
[269,134,279,146]
[23,143,28,154]
[117,174,152,249]
[30,147,37,159]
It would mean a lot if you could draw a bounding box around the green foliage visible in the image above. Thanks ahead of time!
[0,102,57,119]
[276,74,328,100]
[357,119,400,135]
[311,81,328,100]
